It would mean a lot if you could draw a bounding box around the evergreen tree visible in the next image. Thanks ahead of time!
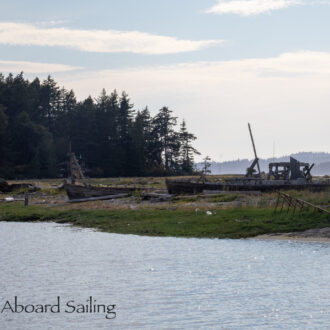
[201,156,212,181]
[95,89,119,176]
[39,75,61,133]
[152,106,179,173]
[179,120,200,174]
[11,111,56,177]
[117,92,135,175]
[131,107,154,175]
[0,105,9,174]
[54,88,77,163]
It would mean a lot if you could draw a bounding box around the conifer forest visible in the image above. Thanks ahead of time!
[0,73,200,179]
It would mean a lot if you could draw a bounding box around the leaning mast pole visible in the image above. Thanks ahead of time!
[248,123,261,176]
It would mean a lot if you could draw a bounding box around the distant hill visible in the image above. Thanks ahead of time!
[197,152,330,176]
[313,161,330,176]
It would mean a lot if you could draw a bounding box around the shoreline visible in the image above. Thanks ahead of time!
[2,220,330,242]
[1,184,329,240]
[2,219,330,242]
[252,227,330,242]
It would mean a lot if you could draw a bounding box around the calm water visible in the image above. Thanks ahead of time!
[0,222,329,329]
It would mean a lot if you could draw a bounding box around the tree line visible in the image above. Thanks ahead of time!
[0,73,200,179]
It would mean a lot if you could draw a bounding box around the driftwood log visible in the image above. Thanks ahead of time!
[141,192,172,202]
[67,193,129,203]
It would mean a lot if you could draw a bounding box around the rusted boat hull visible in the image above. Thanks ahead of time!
[64,183,139,200]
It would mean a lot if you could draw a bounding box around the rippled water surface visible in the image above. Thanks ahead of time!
[0,222,329,329]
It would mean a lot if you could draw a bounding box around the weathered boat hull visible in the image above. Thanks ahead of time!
[0,178,39,193]
[64,183,139,200]
[166,179,330,194]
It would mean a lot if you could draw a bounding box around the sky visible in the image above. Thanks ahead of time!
[0,0,329,162]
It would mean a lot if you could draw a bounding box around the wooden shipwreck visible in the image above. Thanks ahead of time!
[63,149,140,201]
[64,183,139,201]
[166,123,330,194]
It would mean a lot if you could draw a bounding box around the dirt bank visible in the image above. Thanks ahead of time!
[254,227,330,242]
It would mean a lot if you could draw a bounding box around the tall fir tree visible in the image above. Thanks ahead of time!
[179,120,200,174]
[152,106,179,173]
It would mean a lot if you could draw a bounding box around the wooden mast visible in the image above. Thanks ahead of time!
[247,123,261,176]
[68,141,86,185]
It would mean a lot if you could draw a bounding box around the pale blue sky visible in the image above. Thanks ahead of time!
[0,0,329,161]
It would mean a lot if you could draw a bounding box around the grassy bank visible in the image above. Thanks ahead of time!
[0,203,329,239]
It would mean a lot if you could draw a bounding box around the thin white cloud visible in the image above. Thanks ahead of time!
[62,50,330,95]
[59,50,330,160]
[0,59,81,73]
[205,0,301,16]
[0,22,223,55]
[35,20,70,27]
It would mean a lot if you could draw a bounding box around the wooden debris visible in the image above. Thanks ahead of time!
[203,190,261,195]
[64,183,140,200]
[67,193,129,203]
[274,191,330,215]
[141,192,172,202]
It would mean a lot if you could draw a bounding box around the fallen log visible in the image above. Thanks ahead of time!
[203,190,261,195]
[141,192,172,200]
[67,193,129,203]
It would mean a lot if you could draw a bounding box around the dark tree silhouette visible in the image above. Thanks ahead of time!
[0,73,200,178]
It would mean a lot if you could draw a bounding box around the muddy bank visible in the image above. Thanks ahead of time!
[254,227,330,242]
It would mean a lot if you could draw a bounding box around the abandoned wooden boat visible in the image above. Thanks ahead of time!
[64,183,140,200]
[63,149,140,201]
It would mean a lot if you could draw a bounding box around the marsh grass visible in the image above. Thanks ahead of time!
[86,177,165,188]
[173,194,239,204]
[284,189,330,206]
[205,194,239,203]
[1,203,329,239]
[39,188,65,195]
